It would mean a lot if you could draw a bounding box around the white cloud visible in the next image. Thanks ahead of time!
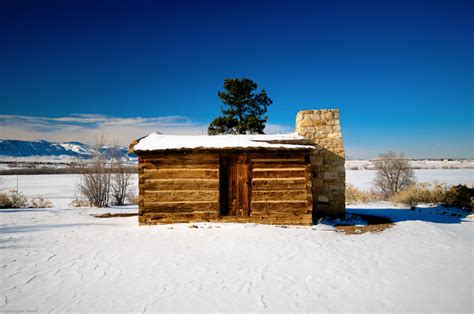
[264,123,295,134]
[0,114,295,147]
[0,114,209,146]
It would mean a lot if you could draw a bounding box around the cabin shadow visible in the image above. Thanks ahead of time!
[0,223,101,234]
[346,206,470,224]
[0,208,61,214]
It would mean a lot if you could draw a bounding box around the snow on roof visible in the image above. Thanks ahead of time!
[132,132,314,151]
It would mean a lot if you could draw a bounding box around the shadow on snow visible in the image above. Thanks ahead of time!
[0,223,100,234]
[346,205,470,224]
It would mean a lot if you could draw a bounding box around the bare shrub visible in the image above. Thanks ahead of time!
[390,182,473,210]
[430,181,450,204]
[392,183,433,209]
[78,137,112,208]
[127,191,138,205]
[29,196,53,208]
[76,135,136,208]
[110,159,132,206]
[79,157,111,207]
[372,151,415,199]
[69,198,90,208]
[444,184,473,211]
[345,184,378,204]
[0,190,29,208]
[0,193,7,208]
[0,192,10,208]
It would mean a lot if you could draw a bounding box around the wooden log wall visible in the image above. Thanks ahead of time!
[137,150,313,225]
[249,155,313,225]
[138,153,220,224]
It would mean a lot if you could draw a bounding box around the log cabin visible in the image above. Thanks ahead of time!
[130,109,346,225]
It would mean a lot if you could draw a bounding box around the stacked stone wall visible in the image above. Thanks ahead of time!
[296,109,345,218]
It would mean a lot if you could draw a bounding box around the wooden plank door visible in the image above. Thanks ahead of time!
[236,155,250,217]
[219,155,250,217]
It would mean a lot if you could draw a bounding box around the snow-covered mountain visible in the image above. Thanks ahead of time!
[0,139,133,160]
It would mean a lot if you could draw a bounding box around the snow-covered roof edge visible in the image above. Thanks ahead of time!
[130,132,315,152]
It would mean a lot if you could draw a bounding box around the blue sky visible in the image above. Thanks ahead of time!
[0,0,472,158]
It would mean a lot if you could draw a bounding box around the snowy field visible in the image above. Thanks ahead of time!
[346,159,474,170]
[0,204,472,312]
[0,170,472,208]
[347,169,474,190]
[0,174,139,208]
[0,172,473,312]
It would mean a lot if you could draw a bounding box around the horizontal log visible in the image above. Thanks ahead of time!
[139,162,219,171]
[251,200,310,211]
[251,162,306,169]
[251,209,311,216]
[251,178,307,190]
[251,190,308,201]
[139,217,312,226]
[142,209,218,215]
[143,201,218,212]
[144,190,219,202]
[138,212,313,225]
[143,168,219,179]
[142,212,218,218]
[250,213,312,219]
[138,213,312,224]
[140,217,195,224]
[252,168,306,178]
[249,216,312,225]
[250,158,305,163]
[144,178,219,190]
[143,155,219,164]
[141,212,219,221]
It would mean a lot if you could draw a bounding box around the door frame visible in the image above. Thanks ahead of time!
[219,153,250,217]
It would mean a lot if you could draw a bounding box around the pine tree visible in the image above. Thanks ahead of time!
[208,78,272,135]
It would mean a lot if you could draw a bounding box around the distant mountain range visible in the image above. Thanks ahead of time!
[0,139,134,160]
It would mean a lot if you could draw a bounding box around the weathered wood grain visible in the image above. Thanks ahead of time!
[143,168,219,179]
[144,190,219,202]
[252,168,306,178]
[250,200,309,211]
[144,178,219,190]
[251,162,306,169]
[143,154,219,164]
[143,209,217,215]
[138,214,312,225]
[139,162,219,171]
[251,209,311,216]
[250,158,305,163]
[251,178,306,190]
[143,201,218,212]
[251,190,308,201]
[137,150,314,225]
[141,212,219,222]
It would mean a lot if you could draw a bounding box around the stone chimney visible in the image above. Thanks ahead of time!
[296,109,345,218]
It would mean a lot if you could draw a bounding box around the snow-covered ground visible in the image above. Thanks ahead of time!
[0,174,139,207]
[0,204,472,312]
[347,169,474,190]
[0,170,472,311]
